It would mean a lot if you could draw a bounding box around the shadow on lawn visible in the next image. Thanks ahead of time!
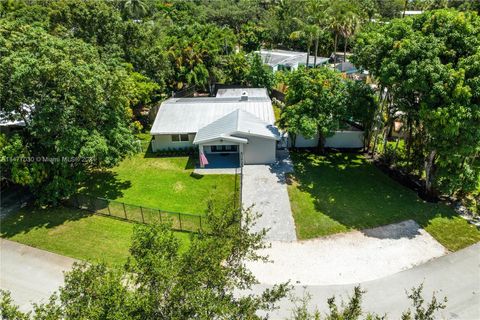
[79,170,131,200]
[0,206,92,239]
[289,151,457,239]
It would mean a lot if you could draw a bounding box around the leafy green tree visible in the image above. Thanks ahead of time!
[344,81,377,148]
[375,0,404,18]
[0,206,289,319]
[289,285,446,320]
[0,290,29,320]
[218,53,250,85]
[353,9,480,197]
[165,23,237,91]
[245,53,275,91]
[281,67,348,153]
[239,22,267,52]
[290,19,317,66]
[48,0,123,51]
[0,24,140,203]
[121,0,148,19]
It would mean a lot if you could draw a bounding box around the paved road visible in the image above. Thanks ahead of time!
[0,239,77,312]
[1,239,479,318]
[242,150,297,242]
[252,242,480,319]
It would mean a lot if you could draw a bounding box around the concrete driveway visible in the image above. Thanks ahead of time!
[0,239,76,312]
[242,150,297,241]
[246,220,448,285]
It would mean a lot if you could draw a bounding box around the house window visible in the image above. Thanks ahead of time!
[211,145,238,153]
[171,134,189,142]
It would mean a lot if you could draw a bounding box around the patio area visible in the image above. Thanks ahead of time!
[194,153,240,175]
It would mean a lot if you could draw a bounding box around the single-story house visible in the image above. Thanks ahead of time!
[258,49,329,72]
[150,88,280,167]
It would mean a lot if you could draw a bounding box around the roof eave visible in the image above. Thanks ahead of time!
[193,135,248,145]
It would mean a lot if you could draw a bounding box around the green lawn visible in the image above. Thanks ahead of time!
[288,152,480,251]
[0,206,191,266]
[80,134,239,215]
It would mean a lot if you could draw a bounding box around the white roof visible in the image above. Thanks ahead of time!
[0,104,33,127]
[258,49,329,67]
[150,89,276,135]
[215,88,268,98]
[404,10,423,15]
[193,109,280,144]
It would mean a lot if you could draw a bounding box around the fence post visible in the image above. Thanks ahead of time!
[123,202,127,219]
[178,212,182,230]
[140,206,145,223]
[234,169,238,209]
[158,210,162,223]
[199,216,202,231]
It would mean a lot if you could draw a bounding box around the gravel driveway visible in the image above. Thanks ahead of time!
[246,220,448,285]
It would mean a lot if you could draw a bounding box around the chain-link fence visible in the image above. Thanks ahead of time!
[65,194,207,233]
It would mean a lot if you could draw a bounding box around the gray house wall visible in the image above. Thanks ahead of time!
[242,136,276,164]
[151,134,195,151]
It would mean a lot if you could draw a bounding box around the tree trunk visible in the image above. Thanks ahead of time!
[405,117,413,172]
[290,133,297,148]
[371,87,387,156]
[317,131,325,154]
[314,37,319,67]
[333,33,338,66]
[343,37,348,62]
[306,43,311,67]
[392,137,401,163]
[424,150,437,197]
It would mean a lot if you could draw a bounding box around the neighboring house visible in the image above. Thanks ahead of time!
[0,108,29,134]
[150,88,280,167]
[404,10,423,16]
[258,49,329,72]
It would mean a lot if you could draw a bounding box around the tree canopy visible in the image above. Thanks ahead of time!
[353,9,480,197]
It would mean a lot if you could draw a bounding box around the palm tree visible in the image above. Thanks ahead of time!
[290,19,316,67]
[307,0,329,67]
[291,0,329,68]
[123,0,148,19]
[338,11,359,62]
[327,0,361,65]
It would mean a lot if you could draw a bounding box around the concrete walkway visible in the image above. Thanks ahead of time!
[246,220,448,285]
[250,242,480,320]
[193,167,239,175]
[0,239,77,312]
[242,150,297,241]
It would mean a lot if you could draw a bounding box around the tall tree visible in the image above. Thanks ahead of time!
[0,24,141,203]
[353,9,480,197]
[0,206,289,319]
[281,67,348,153]
[122,0,148,19]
